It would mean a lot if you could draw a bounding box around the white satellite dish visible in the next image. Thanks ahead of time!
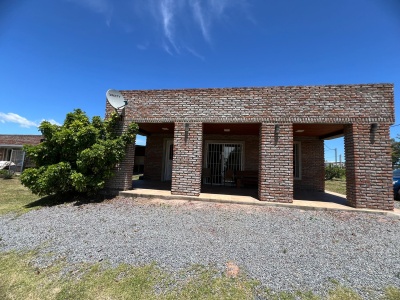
[106,89,127,109]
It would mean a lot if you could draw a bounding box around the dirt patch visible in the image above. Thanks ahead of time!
[226,261,240,278]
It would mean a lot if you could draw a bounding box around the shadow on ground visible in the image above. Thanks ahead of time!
[24,193,115,209]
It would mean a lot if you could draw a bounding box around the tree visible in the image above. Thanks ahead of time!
[20,109,138,197]
[325,164,345,180]
[392,138,400,169]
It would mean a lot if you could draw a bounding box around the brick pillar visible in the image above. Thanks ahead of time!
[344,123,393,210]
[171,122,203,196]
[104,120,136,193]
[259,123,293,202]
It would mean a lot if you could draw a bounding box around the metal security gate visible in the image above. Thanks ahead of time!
[204,142,243,185]
[9,149,25,173]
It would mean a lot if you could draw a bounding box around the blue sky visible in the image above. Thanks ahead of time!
[1,0,400,161]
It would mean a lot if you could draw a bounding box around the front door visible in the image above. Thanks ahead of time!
[163,139,173,181]
[204,142,243,185]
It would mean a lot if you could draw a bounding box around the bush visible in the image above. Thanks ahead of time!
[20,109,138,197]
[0,169,14,179]
[325,165,345,180]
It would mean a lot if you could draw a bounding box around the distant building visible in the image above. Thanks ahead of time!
[0,135,43,170]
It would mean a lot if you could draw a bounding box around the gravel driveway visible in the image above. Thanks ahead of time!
[1,197,400,298]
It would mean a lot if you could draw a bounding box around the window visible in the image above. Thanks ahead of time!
[293,142,301,179]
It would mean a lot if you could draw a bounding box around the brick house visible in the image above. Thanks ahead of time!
[105,83,394,210]
[0,135,43,169]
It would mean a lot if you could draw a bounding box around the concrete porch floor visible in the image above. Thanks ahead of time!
[119,180,400,217]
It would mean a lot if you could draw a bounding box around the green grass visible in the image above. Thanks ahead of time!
[0,252,257,300]
[325,177,346,195]
[0,252,400,300]
[0,177,41,215]
[132,173,143,180]
[1,251,400,300]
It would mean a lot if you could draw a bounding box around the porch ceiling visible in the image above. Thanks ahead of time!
[293,124,344,139]
[137,122,344,139]
[137,123,175,135]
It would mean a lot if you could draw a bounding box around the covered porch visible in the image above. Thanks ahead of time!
[135,121,348,202]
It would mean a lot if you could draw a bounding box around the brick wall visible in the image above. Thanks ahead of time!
[104,120,136,192]
[121,84,394,124]
[294,138,325,191]
[259,124,293,202]
[171,123,203,196]
[0,135,43,146]
[144,134,173,180]
[345,124,393,210]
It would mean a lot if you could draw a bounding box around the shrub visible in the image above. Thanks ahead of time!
[325,165,345,180]
[20,109,138,197]
[1,170,14,179]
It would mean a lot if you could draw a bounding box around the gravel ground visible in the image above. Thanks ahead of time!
[1,197,400,298]
[394,200,400,209]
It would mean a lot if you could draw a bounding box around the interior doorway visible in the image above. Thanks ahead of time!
[204,141,243,185]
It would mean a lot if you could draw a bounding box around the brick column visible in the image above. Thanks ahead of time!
[259,123,293,202]
[171,122,203,196]
[104,120,136,193]
[344,123,393,210]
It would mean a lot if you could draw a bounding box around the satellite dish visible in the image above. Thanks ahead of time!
[106,89,127,109]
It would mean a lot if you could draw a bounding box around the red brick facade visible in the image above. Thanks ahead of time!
[104,123,136,192]
[344,123,393,210]
[0,135,43,146]
[259,124,293,202]
[105,83,394,210]
[294,138,325,192]
[171,123,203,196]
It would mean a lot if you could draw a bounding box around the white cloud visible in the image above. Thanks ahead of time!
[190,0,210,42]
[153,0,250,56]
[41,119,61,126]
[185,46,205,61]
[0,112,37,128]
[0,112,61,128]
[67,0,252,57]
[67,0,113,26]
[137,42,149,50]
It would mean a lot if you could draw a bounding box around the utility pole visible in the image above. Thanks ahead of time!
[335,148,337,164]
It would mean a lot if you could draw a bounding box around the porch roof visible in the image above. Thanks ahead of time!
[137,122,344,139]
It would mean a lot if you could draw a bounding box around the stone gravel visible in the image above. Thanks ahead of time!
[1,197,400,298]
[394,200,400,209]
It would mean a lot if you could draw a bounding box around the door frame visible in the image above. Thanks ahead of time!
[162,138,174,181]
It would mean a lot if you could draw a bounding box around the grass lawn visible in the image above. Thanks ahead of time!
[2,178,400,299]
[0,177,41,216]
[2,251,400,300]
[132,173,143,181]
[325,177,346,195]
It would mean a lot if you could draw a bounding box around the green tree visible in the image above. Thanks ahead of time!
[325,164,345,180]
[20,109,138,197]
[392,138,400,169]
